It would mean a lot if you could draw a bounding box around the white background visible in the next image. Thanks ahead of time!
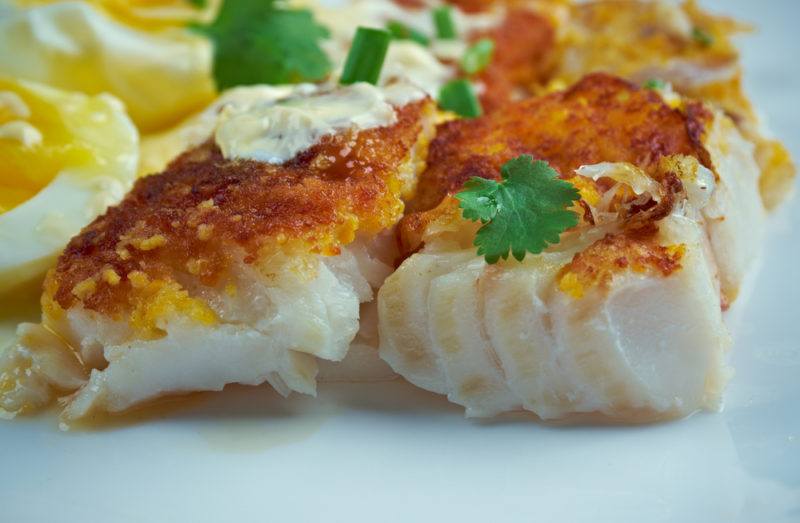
[1,1,798,521]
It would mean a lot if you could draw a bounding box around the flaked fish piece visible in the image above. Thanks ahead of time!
[0,83,438,422]
[379,73,762,420]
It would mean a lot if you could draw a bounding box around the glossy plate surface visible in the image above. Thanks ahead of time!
[1,1,798,521]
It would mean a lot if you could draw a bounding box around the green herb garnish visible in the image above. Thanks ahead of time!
[386,20,430,46]
[193,0,331,90]
[643,78,667,90]
[438,79,482,118]
[187,0,207,8]
[691,27,714,47]
[456,155,580,264]
[433,6,457,39]
[461,38,495,75]
[340,27,391,85]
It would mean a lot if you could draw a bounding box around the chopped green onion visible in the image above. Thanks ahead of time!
[187,0,207,7]
[386,20,430,46]
[691,27,714,47]
[643,78,666,90]
[461,38,495,75]
[433,6,457,39]
[340,27,391,85]
[439,79,482,118]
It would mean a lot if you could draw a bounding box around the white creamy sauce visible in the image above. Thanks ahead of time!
[0,90,31,118]
[296,0,504,97]
[381,41,453,98]
[215,82,424,164]
[430,39,468,62]
[0,120,43,147]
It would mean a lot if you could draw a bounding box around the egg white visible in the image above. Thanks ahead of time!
[0,80,138,296]
[0,1,216,132]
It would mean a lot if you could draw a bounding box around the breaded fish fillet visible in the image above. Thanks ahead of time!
[0,85,437,421]
[379,73,763,420]
[553,0,794,209]
[401,0,794,209]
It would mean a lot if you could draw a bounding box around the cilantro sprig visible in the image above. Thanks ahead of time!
[456,155,580,264]
[193,0,331,90]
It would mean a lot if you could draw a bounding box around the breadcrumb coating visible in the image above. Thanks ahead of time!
[50,98,436,316]
[408,73,711,215]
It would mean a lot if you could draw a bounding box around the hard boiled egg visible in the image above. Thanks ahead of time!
[0,77,138,294]
[59,0,221,27]
[0,1,217,132]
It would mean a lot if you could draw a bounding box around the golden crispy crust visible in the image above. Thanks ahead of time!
[475,8,556,113]
[556,227,685,299]
[407,73,711,214]
[51,99,434,314]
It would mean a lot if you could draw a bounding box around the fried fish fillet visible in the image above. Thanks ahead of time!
[0,85,437,421]
[378,73,763,420]
[401,0,794,209]
[552,0,794,209]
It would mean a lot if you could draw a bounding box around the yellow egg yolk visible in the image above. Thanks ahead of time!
[0,78,95,214]
[14,0,220,29]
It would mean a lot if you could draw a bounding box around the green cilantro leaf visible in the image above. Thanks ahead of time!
[193,0,331,90]
[455,155,580,264]
[458,177,501,222]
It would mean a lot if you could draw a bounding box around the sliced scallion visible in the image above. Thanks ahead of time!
[340,27,392,85]
[461,38,495,75]
[386,20,430,46]
[691,27,714,47]
[643,78,666,90]
[438,79,482,118]
[433,6,457,39]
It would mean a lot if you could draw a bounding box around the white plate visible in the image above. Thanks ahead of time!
[1,1,798,521]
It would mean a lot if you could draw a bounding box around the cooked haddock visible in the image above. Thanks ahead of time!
[0,82,437,421]
[379,73,763,420]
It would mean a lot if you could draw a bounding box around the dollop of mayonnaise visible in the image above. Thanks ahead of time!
[381,41,453,97]
[300,0,502,97]
[215,82,425,164]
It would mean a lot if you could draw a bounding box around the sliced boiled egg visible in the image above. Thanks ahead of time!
[0,77,138,294]
[0,1,216,132]
[68,0,221,27]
